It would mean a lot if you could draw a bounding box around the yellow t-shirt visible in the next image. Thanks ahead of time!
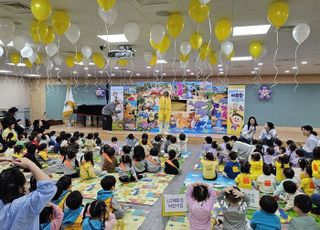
[80,161,96,180]
[13,153,24,159]
[275,161,290,183]
[249,160,263,180]
[301,177,316,196]
[39,150,48,161]
[235,173,253,189]
[312,160,320,179]
[201,159,218,180]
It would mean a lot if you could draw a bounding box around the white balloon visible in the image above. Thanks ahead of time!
[0,19,15,45]
[45,43,58,57]
[98,7,118,26]
[292,23,310,45]
[180,41,192,56]
[28,52,37,64]
[0,46,4,58]
[81,45,92,59]
[13,36,25,51]
[221,41,233,56]
[43,59,53,71]
[124,22,140,43]
[143,51,153,63]
[156,50,165,59]
[180,60,189,69]
[199,0,211,4]
[65,23,81,44]
[82,58,90,67]
[20,46,33,58]
[53,54,63,66]
[150,24,165,44]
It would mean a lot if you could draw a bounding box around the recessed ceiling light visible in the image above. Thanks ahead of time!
[7,63,26,67]
[155,70,160,73]
[186,69,191,72]
[84,67,88,70]
[163,73,167,76]
[231,56,253,61]
[218,64,223,67]
[157,59,167,64]
[99,70,103,74]
[87,73,92,77]
[73,71,77,74]
[126,70,131,73]
[54,67,60,71]
[219,71,224,75]
[97,34,128,43]
[111,73,115,76]
[25,74,41,77]
[136,73,141,76]
[0,41,13,47]
[114,66,119,70]
[219,68,224,72]
[0,70,12,73]
[233,24,271,36]
[301,61,308,65]
[285,70,290,73]
[146,66,151,69]
[251,71,256,74]
[258,62,263,66]
[292,66,297,70]
[75,62,95,66]
[254,67,259,71]
[190,72,195,75]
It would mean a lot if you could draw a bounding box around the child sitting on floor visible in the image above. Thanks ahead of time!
[312,147,320,191]
[52,176,72,209]
[186,182,216,230]
[39,203,63,230]
[97,175,125,219]
[82,200,116,230]
[201,152,218,180]
[126,133,138,148]
[62,148,79,178]
[37,143,49,162]
[223,151,240,179]
[152,134,162,156]
[24,143,42,169]
[235,162,253,190]
[83,133,96,152]
[62,191,84,229]
[249,152,263,180]
[13,145,24,159]
[274,154,290,183]
[80,151,96,180]
[300,166,315,196]
[167,136,181,157]
[256,164,276,194]
[121,145,132,156]
[4,140,15,158]
[250,195,281,230]
[288,194,318,230]
[117,154,142,182]
[101,145,119,173]
[164,150,180,175]
[273,138,283,154]
[93,132,102,146]
[132,145,147,174]
[141,138,151,155]
[220,136,230,154]
[217,186,250,229]
[280,181,300,211]
[110,137,120,155]
[273,168,297,196]
[263,147,275,165]
[146,148,161,173]
[291,149,304,167]
[178,133,188,155]
[202,136,213,154]
[164,135,172,154]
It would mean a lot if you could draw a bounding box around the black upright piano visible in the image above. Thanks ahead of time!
[74,104,105,127]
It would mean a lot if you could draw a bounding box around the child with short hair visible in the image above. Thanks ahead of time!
[82,200,116,230]
[146,148,161,173]
[4,140,15,158]
[13,145,24,159]
[223,151,240,179]
[80,151,96,180]
[273,138,283,154]
[186,182,216,230]
[178,133,188,155]
[220,135,230,153]
[37,143,49,162]
[300,166,315,196]
[280,181,300,211]
[84,133,96,152]
[97,175,125,219]
[202,136,213,154]
[249,152,263,180]
[93,132,102,146]
[167,136,181,157]
[141,138,151,155]
[101,145,119,173]
[121,145,132,156]
[52,175,72,209]
[110,137,120,155]
[274,154,290,183]
[164,135,172,154]
[117,154,142,182]
[62,148,79,178]
[256,164,276,194]
[217,186,250,229]
[39,203,63,230]
[235,162,252,189]
[62,191,84,229]
[152,134,162,156]
[132,145,147,174]
[288,194,318,230]
[201,152,218,180]
[263,147,275,165]
[24,143,42,169]
[250,195,281,230]
[126,133,138,148]
[164,150,180,175]
[291,149,304,167]
[273,168,297,196]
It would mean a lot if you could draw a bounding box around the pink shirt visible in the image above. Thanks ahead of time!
[51,204,63,230]
[105,213,117,230]
[186,185,216,230]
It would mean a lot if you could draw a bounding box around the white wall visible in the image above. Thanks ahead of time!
[0,76,30,108]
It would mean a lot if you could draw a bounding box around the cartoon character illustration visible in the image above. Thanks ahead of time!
[194,115,209,132]
[229,113,244,131]
[176,82,184,97]
[232,103,238,114]
[188,101,209,117]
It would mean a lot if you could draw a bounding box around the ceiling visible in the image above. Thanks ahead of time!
[1,0,320,79]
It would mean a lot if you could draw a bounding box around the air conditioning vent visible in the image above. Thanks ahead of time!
[279,25,295,32]
[135,0,170,6]
[277,58,295,62]
[0,1,30,14]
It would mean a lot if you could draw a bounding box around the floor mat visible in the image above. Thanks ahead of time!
[116,209,150,230]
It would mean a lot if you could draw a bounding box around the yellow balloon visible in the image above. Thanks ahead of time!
[158,35,171,53]
[44,26,55,44]
[268,0,289,28]
[166,13,184,38]
[249,41,263,59]
[190,32,203,50]
[30,20,48,43]
[10,53,20,65]
[215,19,232,42]
[24,59,33,69]
[199,42,211,60]
[117,59,129,67]
[208,51,217,65]
[227,49,235,61]
[149,54,157,66]
[52,10,70,35]
[96,59,105,69]
[65,56,75,68]
[97,0,116,11]
[36,54,43,65]
[180,53,190,63]
[92,53,105,69]
[31,0,52,21]
[189,0,210,24]
[150,39,160,50]
[74,53,83,63]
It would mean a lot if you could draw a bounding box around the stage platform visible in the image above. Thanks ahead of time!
[48,124,313,145]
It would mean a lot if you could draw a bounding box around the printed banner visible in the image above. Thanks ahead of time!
[123,86,137,130]
[227,85,245,135]
[110,86,124,130]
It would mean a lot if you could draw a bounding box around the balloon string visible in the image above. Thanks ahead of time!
[271,29,279,88]
[102,21,111,85]
[223,59,229,86]
[130,57,134,85]
[197,24,200,33]
[146,69,149,83]
[293,44,300,92]
[84,69,89,89]
[171,39,177,86]
[160,63,163,82]
[94,67,98,87]
[195,53,201,78]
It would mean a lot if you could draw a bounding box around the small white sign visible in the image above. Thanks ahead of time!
[241,189,260,209]
[163,194,187,213]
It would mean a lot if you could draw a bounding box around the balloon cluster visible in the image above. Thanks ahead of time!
[258,85,272,100]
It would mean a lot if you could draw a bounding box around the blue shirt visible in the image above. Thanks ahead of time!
[0,180,56,230]
[250,210,281,230]
[82,217,104,230]
[223,160,240,179]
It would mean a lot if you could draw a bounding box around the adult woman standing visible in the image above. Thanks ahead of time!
[300,125,319,159]
[158,91,171,134]
[240,116,258,143]
[259,122,277,145]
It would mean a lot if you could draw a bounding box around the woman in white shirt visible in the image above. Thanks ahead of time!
[240,116,258,144]
[259,122,277,145]
[301,125,319,159]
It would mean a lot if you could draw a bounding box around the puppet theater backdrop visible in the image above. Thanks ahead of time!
[110,82,245,135]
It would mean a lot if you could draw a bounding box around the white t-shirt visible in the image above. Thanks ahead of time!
[256,174,276,194]
[303,134,319,153]
[232,141,255,161]
[241,124,256,139]
[259,128,277,140]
